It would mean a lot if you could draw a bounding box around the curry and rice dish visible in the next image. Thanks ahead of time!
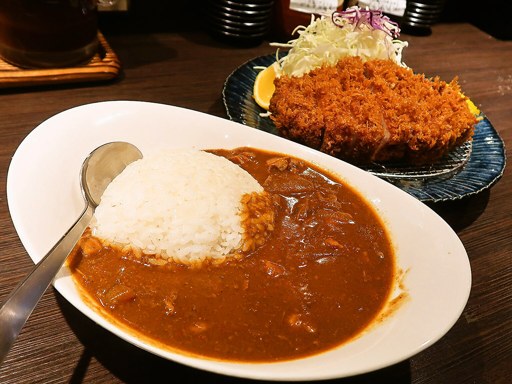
[68,148,395,362]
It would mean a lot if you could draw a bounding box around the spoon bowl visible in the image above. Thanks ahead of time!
[81,142,143,207]
[0,141,142,365]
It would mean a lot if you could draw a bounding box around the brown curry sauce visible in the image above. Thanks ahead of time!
[68,147,395,362]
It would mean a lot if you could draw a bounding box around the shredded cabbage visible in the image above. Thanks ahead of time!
[271,7,408,77]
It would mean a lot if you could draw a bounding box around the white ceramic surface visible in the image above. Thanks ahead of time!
[7,101,471,381]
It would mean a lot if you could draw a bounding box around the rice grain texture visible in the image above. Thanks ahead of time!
[91,149,264,264]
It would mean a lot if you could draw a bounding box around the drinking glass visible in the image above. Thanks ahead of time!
[0,0,101,68]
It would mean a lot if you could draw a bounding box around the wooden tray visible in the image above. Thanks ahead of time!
[0,32,121,89]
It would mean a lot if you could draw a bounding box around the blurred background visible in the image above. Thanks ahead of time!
[97,0,511,41]
[442,0,511,40]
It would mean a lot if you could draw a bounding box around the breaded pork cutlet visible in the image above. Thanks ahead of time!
[269,56,477,165]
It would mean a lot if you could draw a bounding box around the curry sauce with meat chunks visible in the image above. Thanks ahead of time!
[68,147,395,362]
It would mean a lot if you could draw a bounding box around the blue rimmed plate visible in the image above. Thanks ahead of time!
[222,55,506,202]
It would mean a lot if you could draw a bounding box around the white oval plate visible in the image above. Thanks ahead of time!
[7,101,471,381]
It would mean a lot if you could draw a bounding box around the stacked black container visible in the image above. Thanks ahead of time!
[206,0,274,45]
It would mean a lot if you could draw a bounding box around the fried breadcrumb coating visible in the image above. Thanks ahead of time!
[269,57,476,164]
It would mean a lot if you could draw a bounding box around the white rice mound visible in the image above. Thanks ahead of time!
[91,149,263,264]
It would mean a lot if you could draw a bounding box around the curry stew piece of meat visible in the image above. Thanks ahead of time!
[68,148,395,362]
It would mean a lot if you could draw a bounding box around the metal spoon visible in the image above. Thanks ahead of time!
[0,142,142,365]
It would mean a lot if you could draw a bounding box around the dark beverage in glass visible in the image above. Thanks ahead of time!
[0,0,98,68]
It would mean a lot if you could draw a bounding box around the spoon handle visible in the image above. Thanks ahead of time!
[0,204,94,365]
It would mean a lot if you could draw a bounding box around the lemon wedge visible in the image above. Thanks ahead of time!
[253,62,278,110]
[465,97,481,116]
[457,89,479,114]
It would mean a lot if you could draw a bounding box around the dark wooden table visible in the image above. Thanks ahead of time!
[0,23,510,384]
